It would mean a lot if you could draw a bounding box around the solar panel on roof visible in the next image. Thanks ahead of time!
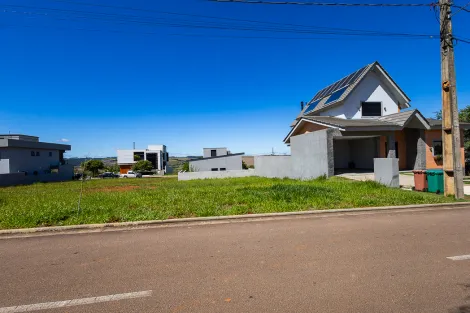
[303,100,321,114]
[324,86,348,105]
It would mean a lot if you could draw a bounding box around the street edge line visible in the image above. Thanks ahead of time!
[1,202,468,236]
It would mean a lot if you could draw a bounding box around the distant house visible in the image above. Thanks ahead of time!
[203,148,230,158]
[0,134,73,186]
[189,148,244,172]
[117,145,169,174]
[256,61,470,179]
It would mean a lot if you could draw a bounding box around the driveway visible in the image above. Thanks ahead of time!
[339,172,470,195]
[336,172,415,188]
[1,206,470,313]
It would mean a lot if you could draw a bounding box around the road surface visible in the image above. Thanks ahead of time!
[1,206,470,312]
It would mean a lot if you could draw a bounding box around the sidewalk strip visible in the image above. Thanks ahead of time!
[446,254,470,261]
[0,290,152,313]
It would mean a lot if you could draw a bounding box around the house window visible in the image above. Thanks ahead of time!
[211,168,218,171]
[211,150,217,157]
[49,152,52,157]
[433,140,443,156]
[36,151,40,156]
[31,151,35,156]
[362,102,382,117]
[220,168,226,171]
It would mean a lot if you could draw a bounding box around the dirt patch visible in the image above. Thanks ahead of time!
[87,186,140,193]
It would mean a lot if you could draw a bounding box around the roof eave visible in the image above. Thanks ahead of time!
[283,118,344,144]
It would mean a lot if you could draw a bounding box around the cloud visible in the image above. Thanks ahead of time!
[57,138,70,142]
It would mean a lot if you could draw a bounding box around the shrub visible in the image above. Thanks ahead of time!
[132,160,153,172]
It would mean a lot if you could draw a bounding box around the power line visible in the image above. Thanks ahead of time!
[1,21,439,42]
[455,36,470,44]
[42,0,430,35]
[451,1,470,15]
[207,0,436,7]
[1,4,438,38]
[1,4,430,38]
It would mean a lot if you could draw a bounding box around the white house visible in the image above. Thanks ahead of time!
[117,145,168,174]
[255,61,470,179]
[0,134,73,186]
[189,148,243,172]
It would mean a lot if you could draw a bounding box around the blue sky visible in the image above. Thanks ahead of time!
[1,0,469,157]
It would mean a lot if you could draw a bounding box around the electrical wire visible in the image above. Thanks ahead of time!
[41,0,431,35]
[207,0,436,7]
[451,1,470,15]
[455,36,470,44]
[1,4,439,38]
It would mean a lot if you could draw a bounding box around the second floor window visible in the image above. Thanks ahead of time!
[362,102,382,117]
[36,151,40,156]
[211,150,217,157]
[49,152,52,157]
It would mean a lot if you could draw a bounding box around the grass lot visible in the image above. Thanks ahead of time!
[0,176,458,229]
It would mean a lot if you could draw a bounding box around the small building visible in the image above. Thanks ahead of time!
[189,148,244,172]
[0,134,73,186]
[203,148,230,158]
[117,145,169,174]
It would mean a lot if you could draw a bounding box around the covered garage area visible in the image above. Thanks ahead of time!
[333,136,380,173]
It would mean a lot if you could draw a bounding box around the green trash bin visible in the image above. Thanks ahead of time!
[427,169,444,194]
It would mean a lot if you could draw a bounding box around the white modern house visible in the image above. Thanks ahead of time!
[117,144,169,174]
[0,134,73,186]
[189,148,244,172]
[203,148,230,158]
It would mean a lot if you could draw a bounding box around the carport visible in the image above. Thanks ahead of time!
[333,135,380,173]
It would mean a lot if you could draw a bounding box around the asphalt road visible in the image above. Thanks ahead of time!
[1,207,470,313]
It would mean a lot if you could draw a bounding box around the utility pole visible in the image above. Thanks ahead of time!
[439,0,464,198]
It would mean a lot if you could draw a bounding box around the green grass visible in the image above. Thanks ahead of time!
[0,176,459,229]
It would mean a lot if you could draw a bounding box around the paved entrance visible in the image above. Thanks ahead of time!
[338,171,470,195]
[336,172,415,188]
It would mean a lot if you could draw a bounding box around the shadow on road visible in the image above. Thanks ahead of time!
[449,283,470,313]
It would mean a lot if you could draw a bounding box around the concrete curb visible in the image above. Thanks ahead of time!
[1,202,468,235]
[1,202,469,236]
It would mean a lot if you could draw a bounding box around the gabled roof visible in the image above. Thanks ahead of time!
[284,110,430,144]
[378,109,430,129]
[291,61,411,126]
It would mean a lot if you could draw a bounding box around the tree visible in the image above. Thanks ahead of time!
[132,160,153,172]
[242,161,248,170]
[82,160,104,177]
[182,162,190,172]
[134,154,141,161]
[459,105,470,160]
[433,106,470,159]
[106,164,120,173]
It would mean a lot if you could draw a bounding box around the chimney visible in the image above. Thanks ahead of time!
[301,101,304,110]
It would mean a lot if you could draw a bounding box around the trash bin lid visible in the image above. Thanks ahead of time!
[412,170,427,174]
[427,169,444,175]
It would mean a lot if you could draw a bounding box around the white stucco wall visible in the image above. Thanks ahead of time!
[189,154,242,172]
[178,169,255,181]
[319,71,400,119]
[203,148,228,158]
